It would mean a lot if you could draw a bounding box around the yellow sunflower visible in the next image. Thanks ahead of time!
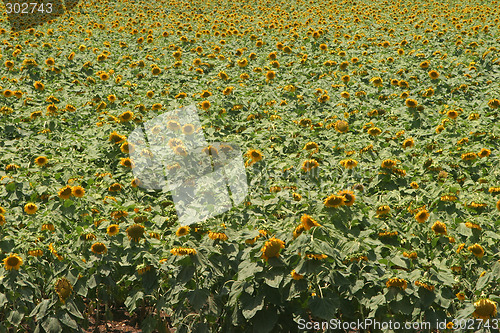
[55,277,72,303]
[24,203,38,214]
[127,224,145,242]
[300,214,321,230]
[34,156,49,167]
[261,237,285,261]
[176,226,190,237]
[3,253,23,270]
[324,194,345,208]
[107,224,119,236]
[58,186,73,200]
[91,242,107,255]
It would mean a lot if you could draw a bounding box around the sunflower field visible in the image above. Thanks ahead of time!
[1,0,500,331]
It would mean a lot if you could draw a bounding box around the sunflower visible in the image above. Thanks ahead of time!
[127,224,145,242]
[247,149,263,163]
[415,209,430,223]
[420,61,430,69]
[473,299,497,320]
[152,66,161,75]
[431,221,447,235]
[168,138,184,149]
[120,158,134,168]
[54,277,73,304]
[120,142,135,154]
[200,100,211,111]
[182,124,195,135]
[90,242,107,255]
[370,77,383,87]
[3,253,23,270]
[208,231,228,241]
[446,110,458,119]
[70,186,84,198]
[376,205,391,216]
[461,152,477,161]
[265,70,276,81]
[171,247,197,256]
[0,214,5,226]
[174,145,188,156]
[402,138,414,148]
[300,214,321,230]
[367,127,382,136]
[58,186,73,200]
[428,70,440,79]
[381,159,397,169]
[340,159,358,169]
[131,178,141,188]
[496,199,500,211]
[468,244,485,258]
[34,156,49,167]
[108,183,122,192]
[203,145,219,156]
[324,194,345,208]
[167,120,181,131]
[3,90,14,98]
[119,111,134,122]
[24,203,38,214]
[405,98,418,108]
[386,278,407,290]
[107,224,119,236]
[261,237,285,261]
[176,226,190,237]
[151,103,163,111]
[338,190,355,206]
[109,131,125,144]
[302,159,319,172]
[487,99,500,109]
[303,142,319,151]
[99,72,109,81]
[456,292,466,301]
[478,148,491,158]
[330,120,349,133]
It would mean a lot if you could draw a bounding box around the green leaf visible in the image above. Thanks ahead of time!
[59,312,78,330]
[264,269,284,288]
[141,315,157,333]
[188,289,209,311]
[252,309,278,333]
[65,299,84,320]
[0,293,7,307]
[238,261,263,281]
[308,293,339,320]
[240,292,265,320]
[7,309,24,326]
[41,317,62,333]
[125,291,144,313]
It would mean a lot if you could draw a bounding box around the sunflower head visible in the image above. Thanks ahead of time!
[35,156,49,166]
[300,214,321,230]
[24,203,38,215]
[324,194,345,208]
[91,242,107,254]
[3,253,23,270]
[261,237,285,261]
[127,224,145,242]
[55,277,72,303]
[176,226,190,237]
[415,209,430,223]
[107,224,119,236]
[338,190,355,206]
